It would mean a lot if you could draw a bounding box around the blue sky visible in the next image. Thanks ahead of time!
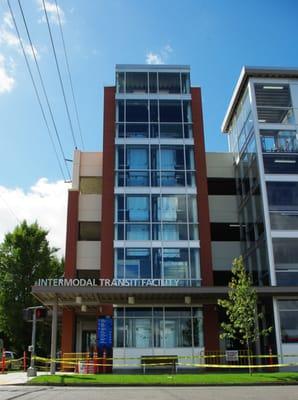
[0,0,297,251]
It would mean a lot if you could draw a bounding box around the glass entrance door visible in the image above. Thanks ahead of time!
[135,319,151,347]
[82,330,97,353]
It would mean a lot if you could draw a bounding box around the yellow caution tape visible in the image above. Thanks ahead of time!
[32,355,298,369]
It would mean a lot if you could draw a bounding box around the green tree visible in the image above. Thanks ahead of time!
[218,256,271,373]
[0,221,63,355]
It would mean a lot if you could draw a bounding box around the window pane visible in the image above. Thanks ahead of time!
[279,301,298,343]
[159,101,182,122]
[162,224,188,240]
[127,196,149,221]
[158,196,187,222]
[190,248,200,285]
[185,148,195,169]
[116,72,124,93]
[79,177,102,194]
[126,171,149,186]
[78,222,101,241]
[188,196,198,222]
[163,248,189,281]
[260,130,298,153]
[184,124,193,138]
[127,147,148,169]
[270,211,298,230]
[160,124,183,139]
[114,317,124,347]
[126,100,148,122]
[183,101,192,123]
[273,238,298,270]
[126,123,148,138]
[149,72,157,93]
[181,73,190,94]
[158,147,185,170]
[117,100,124,122]
[126,248,151,278]
[126,72,148,93]
[263,154,298,174]
[267,182,298,211]
[116,146,125,170]
[150,100,158,122]
[126,224,150,240]
[158,73,181,93]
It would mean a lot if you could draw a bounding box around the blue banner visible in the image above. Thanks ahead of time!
[97,317,113,350]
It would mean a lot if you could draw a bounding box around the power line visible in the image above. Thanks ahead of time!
[55,0,85,150]
[17,0,71,181]
[41,0,78,149]
[7,0,69,182]
[0,190,20,224]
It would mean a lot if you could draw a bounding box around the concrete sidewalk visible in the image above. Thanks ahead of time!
[0,371,49,385]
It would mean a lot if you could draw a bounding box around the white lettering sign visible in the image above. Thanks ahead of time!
[35,278,182,287]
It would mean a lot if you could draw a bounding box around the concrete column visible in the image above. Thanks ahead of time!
[50,300,58,375]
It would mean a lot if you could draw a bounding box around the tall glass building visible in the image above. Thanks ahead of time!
[222,66,298,363]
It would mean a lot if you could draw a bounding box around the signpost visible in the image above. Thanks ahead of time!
[225,350,239,362]
[97,317,113,351]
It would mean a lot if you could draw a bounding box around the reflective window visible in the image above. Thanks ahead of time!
[149,72,157,93]
[115,248,151,280]
[279,301,298,343]
[158,73,181,94]
[127,196,149,221]
[263,154,298,174]
[273,239,298,285]
[267,182,298,211]
[260,130,298,153]
[126,72,148,93]
[116,72,124,93]
[159,101,182,122]
[114,307,203,348]
[126,100,148,122]
[181,73,190,94]
[127,147,148,170]
[126,123,148,138]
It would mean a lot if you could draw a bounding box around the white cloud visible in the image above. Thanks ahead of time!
[0,12,39,60]
[146,44,173,65]
[0,178,70,257]
[0,53,15,93]
[37,0,65,25]
[146,52,163,65]
[3,12,13,30]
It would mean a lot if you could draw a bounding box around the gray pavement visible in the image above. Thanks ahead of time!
[0,371,49,385]
[1,386,298,400]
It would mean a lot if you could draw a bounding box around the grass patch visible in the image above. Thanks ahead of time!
[28,372,298,386]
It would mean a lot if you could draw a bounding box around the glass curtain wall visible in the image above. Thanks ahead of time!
[114,69,200,289]
[231,88,269,285]
[114,307,203,348]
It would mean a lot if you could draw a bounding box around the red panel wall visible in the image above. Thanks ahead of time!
[64,190,79,279]
[191,88,219,351]
[100,86,116,319]
[191,87,213,286]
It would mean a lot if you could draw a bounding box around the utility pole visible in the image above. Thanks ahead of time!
[27,308,37,377]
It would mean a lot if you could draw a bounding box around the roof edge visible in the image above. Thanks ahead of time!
[221,66,298,133]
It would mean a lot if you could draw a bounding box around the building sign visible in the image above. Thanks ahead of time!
[35,278,183,287]
[97,317,113,350]
[225,350,239,362]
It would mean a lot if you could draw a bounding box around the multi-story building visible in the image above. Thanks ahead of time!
[222,66,298,362]
[33,65,298,371]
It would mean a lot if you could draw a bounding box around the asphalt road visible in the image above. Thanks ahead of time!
[1,386,298,400]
